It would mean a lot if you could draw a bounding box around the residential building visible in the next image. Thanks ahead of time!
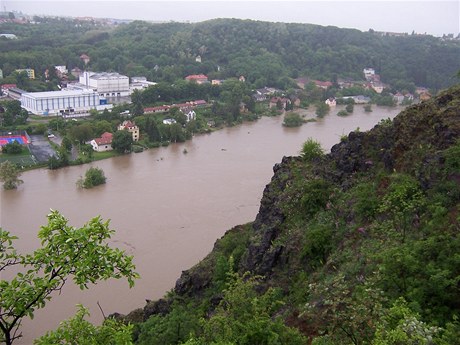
[71,67,82,78]
[212,79,223,85]
[371,82,385,94]
[269,97,291,109]
[181,108,196,122]
[20,89,110,116]
[253,87,283,101]
[90,132,113,152]
[239,75,246,82]
[195,55,202,63]
[117,120,139,142]
[15,68,35,79]
[313,80,333,89]
[393,92,405,104]
[1,84,16,95]
[55,65,68,77]
[325,98,337,106]
[80,54,90,65]
[0,68,3,79]
[363,68,375,80]
[185,74,208,84]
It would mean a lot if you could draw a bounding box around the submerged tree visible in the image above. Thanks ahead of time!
[0,210,139,345]
[0,161,23,190]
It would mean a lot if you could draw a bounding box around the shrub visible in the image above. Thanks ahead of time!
[300,138,324,161]
[2,141,23,154]
[77,167,106,188]
[283,112,304,127]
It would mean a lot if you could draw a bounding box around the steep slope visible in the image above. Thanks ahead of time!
[122,85,460,344]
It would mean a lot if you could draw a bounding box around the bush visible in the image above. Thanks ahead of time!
[77,167,106,188]
[283,112,304,127]
[300,138,324,161]
[337,110,349,117]
[2,141,23,154]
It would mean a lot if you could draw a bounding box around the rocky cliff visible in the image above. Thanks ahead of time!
[121,85,460,344]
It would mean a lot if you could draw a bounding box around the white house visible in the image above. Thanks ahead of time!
[325,98,337,106]
[90,132,113,152]
[363,68,375,80]
[163,118,177,125]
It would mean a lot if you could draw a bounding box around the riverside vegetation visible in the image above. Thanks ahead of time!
[110,85,460,344]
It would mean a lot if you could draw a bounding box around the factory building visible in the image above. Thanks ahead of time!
[21,89,111,116]
[77,71,130,97]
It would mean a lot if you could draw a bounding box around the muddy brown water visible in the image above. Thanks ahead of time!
[0,106,402,343]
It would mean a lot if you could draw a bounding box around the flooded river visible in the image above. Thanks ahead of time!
[0,105,402,343]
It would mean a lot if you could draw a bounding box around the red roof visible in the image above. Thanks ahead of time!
[314,80,333,88]
[1,84,17,89]
[94,132,113,145]
[185,74,208,81]
[120,120,137,129]
[144,105,170,113]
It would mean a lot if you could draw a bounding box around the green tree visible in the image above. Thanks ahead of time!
[345,103,354,113]
[0,161,23,190]
[111,130,133,153]
[0,210,139,345]
[131,89,144,116]
[283,112,304,127]
[315,103,330,117]
[1,141,22,154]
[35,305,133,345]
[78,167,106,189]
[60,136,73,152]
[69,124,94,144]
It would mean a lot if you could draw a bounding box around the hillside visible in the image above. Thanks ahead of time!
[1,18,459,91]
[116,85,460,344]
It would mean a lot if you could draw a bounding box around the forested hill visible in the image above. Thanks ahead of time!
[1,18,460,91]
[118,85,460,344]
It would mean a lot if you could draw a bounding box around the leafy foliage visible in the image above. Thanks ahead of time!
[77,166,106,188]
[111,130,133,153]
[300,138,324,161]
[282,112,304,127]
[35,305,134,345]
[0,210,139,345]
[0,161,23,189]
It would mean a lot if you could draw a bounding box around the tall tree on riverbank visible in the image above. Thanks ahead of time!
[0,211,139,345]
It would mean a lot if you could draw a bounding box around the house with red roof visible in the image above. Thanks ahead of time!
[1,84,17,95]
[80,54,90,65]
[117,120,139,142]
[185,74,208,84]
[90,132,113,152]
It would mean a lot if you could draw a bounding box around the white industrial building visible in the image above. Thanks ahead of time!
[21,89,111,116]
[78,71,130,97]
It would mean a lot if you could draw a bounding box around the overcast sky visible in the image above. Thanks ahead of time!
[2,0,459,37]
